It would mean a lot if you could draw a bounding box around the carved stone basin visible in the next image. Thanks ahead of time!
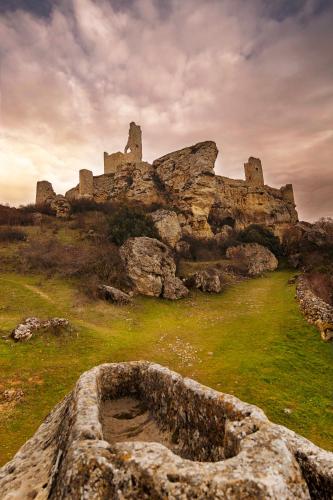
[0,362,332,499]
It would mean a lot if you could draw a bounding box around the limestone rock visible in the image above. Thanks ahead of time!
[119,237,188,299]
[11,317,71,342]
[214,224,234,243]
[150,209,182,248]
[186,268,222,293]
[50,195,71,218]
[153,141,218,238]
[226,243,278,276]
[98,285,132,305]
[1,362,332,499]
[296,275,333,342]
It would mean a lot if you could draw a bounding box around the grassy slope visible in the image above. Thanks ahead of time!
[0,270,332,465]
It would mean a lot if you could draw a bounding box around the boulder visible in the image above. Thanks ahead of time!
[150,209,182,248]
[1,362,332,498]
[98,285,132,305]
[226,243,278,276]
[153,141,218,239]
[11,317,71,342]
[186,269,222,293]
[119,237,188,299]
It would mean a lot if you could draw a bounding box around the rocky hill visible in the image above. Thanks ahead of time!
[36,123,298,240]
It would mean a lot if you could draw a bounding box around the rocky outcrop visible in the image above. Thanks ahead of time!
[49,195,71,218]
[119,237,188,299]
[226,243,278,276]
[153,141,218,238]
[211,176,298,238]
[150,209,181,248]
[98,285,132,305]
[11,317,71,342]
[185,268,222,293]
[296,275,333,341]
[0,362,332,499]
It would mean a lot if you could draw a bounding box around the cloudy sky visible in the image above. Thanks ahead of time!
[0,0,332,220]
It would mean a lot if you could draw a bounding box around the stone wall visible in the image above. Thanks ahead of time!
[36,180,55,205]
[0,362,332,499]
[296,275,333,341]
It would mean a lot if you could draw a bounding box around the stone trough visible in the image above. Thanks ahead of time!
[0,362,332,499]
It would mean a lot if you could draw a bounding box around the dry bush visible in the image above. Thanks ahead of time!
[307,272,333,306]
[0,228,27,242]
[0,205,34,226]
[19,237,130,296]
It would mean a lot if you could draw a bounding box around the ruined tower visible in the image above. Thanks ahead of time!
[104,122,142,174]
[244,157,264,186]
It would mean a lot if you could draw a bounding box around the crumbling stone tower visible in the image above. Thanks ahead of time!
[244,157,264,186]
[104,122,142,174]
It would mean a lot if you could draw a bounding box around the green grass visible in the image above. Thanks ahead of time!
[0,270,332,465]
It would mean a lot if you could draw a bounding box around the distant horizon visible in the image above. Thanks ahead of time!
[1,0,332,221]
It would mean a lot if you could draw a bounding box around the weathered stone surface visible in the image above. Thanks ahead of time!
[186,268,222,293]
[153,141,218,238]
[50,195,71,218]
[120,237,188,299]
[79,169,93,198]
[212,175,298,236]
[1,362,332,499]
[226,243,278,276]
[296,275,333,341]
[150,209,182,248]
[214,224,234,243]
[98,285,132,305]
[11,317,71,342]
[104,122,142,174]
[36,180,55,205]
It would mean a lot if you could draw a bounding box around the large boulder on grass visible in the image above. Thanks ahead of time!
[119,237,188,299]
[185,269,222,293]
[226,243,278,276]
[11,317,71,342]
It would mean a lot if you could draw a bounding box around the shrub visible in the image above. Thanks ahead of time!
[106,206,158,246]
[0,205,34,226]
[238,224,282,256]
[0,228,27,242]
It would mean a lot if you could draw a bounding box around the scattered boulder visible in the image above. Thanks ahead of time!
[11,317,71,342]
[186,269,222,293]
[1,362,332,499]
[98,285,132,305]
[2,389,24,403]
[226,243,278,276]
[119,237,189,299]
[150,209,181,248]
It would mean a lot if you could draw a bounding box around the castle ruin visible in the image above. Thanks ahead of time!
[36,122,297,239]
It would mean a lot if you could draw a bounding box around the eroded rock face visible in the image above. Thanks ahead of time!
[120,237,188,300]
[153,141,218,238]
[150,209,182,248]
[0,362,332,499]
[50,195,71,218]
[226,243,278,276]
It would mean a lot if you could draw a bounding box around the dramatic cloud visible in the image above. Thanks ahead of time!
[0,0,332,219]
